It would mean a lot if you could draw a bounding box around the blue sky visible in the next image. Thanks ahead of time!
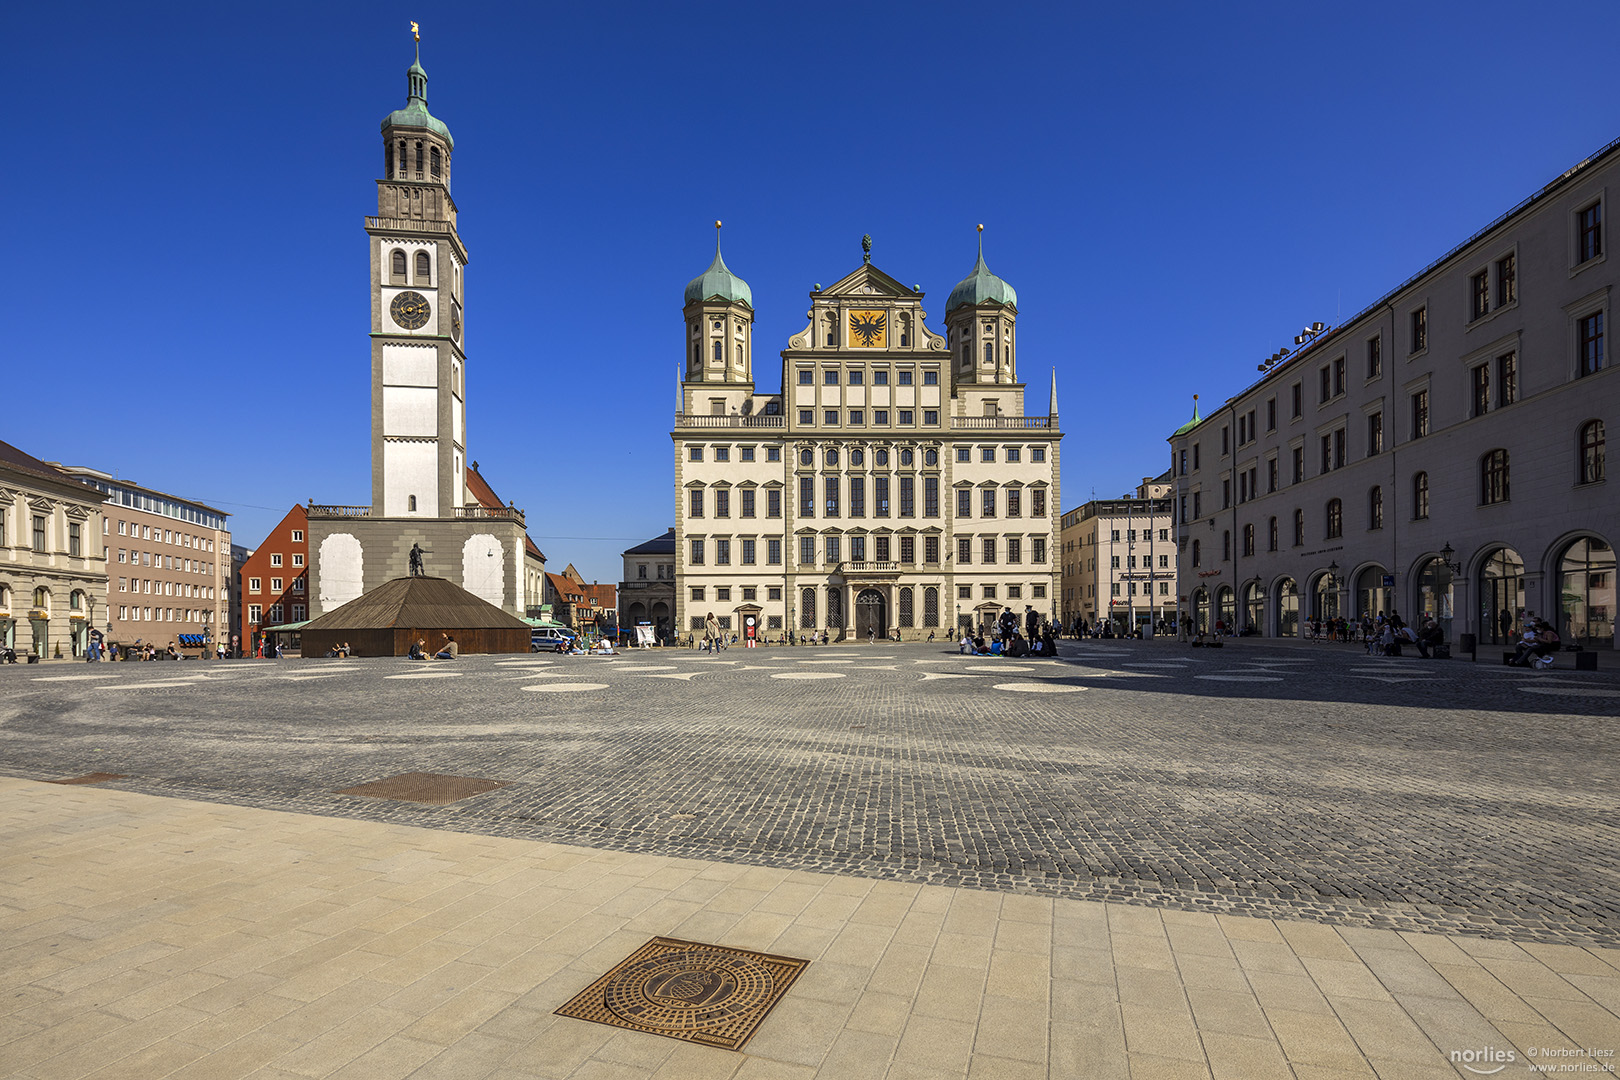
[8,1,1618,583]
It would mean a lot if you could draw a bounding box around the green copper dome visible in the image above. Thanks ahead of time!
[1171,396,1203,437]
[382,50,454,149]
[684,234,752,308]
[947,234,1018,312]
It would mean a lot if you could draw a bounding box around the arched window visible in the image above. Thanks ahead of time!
[801,588,816,629]
[899,587,914,627]
[1326,498,1342,539]
[712,341,722,361]
[430,146,441,178]
[408,495,417,512]
[1481,449,1510,504]
[923,587,939,627]
[397,140,407,175]
[415,142,424,175]
[1579,420,1605,484]
[1369,485,1383,529]
[826,588,843,629]
[415,251,431,282]
[734,344,743,366]
[391,249,406,282]
[1413,472,1429,519]
[983,341,993,365]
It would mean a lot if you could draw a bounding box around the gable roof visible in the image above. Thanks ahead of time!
[302,575,527,631]
[466,465,547,563]
[545,572,585,602]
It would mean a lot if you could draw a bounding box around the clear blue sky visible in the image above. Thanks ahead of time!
[8,2,1618,584]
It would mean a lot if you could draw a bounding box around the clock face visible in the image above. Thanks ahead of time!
[390,291,431,330]
[849,309,886,348]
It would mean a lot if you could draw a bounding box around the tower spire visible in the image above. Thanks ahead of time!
[1049,368,1059,417]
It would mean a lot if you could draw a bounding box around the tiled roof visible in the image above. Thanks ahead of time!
[0,440,90,491]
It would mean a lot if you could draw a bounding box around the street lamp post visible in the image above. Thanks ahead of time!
[1124,495,1135,637]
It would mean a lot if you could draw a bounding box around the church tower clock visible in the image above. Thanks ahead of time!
[367,34,467,518]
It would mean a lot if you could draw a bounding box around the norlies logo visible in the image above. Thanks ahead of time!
[1451,1046,1517,1074]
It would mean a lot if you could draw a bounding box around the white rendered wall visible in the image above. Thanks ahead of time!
[383,344,437,387]
[462,533,504,608]
[383,386,438,438]
[319,534,364,612]
[384,440,438,517]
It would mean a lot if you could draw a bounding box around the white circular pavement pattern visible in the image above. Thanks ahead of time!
[1518,686,1620,698]
[523,682,608,692]
[385,671,462,680]
[772,671,846,680]
[1195,674,1285,682]
[992,682,1086,693]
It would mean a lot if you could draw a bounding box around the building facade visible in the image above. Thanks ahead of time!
[619,528,676,640]
[54,464,227,651]
[1059,471,1175,633]
[239,505,309,651]
[672,232,1062,641]
[1169,137,1617,649]
[0,443,108,659]
[306,42,534,618]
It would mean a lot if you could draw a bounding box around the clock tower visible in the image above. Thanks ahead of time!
[368,39,467,518]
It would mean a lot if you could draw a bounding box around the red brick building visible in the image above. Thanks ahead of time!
[239,505,309,653]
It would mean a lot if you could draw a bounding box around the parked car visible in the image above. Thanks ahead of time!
[530,628,576,652]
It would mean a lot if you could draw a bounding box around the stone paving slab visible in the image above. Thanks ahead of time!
[2,642,1616,946]
[2,779,1617,1080]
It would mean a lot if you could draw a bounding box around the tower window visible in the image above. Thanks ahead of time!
[430,146,442,178]
[408,495,417,512]
[415,142,424,175]
[391,249,407,282]
[398,140,407,174]
[415,251,431,282]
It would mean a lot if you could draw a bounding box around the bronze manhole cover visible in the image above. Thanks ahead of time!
[334,772,507,805]
[47,773,127,785]
[555,936,808,1051]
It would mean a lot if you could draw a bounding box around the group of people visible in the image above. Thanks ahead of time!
[958,606,1059,657]
[407,634,458,660]
[1509,618,1561,668]
[323,642,355,658]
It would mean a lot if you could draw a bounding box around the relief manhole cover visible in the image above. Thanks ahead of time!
[46,773,127,786]
[555,937,808,1051]
[334,772,506,805]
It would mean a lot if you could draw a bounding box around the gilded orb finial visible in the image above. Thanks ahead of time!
[977,223,984,232]
[715,220,722,230]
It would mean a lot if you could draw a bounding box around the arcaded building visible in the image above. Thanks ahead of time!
[672,231,1062,641]
[1169,137,1616,648]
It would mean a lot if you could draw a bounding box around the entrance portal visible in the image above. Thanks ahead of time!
[855,589,887,641]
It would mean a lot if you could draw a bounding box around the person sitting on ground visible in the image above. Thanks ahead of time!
[1008,633,1029,658]
[433,633,458,660]
[407,638,427,659]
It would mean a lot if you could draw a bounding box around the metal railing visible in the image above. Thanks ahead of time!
[836,561,900,574]
[674,414,786,428]
[950,416,1054,429]
[307,504,372,518]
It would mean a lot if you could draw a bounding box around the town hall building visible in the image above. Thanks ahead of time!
[672,229,1062,641]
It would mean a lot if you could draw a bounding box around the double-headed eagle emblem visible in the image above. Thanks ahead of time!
[850,311,886,347]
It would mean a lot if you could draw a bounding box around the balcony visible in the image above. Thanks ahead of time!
[674,414,786,429]
[307,504,371,518]
[835,561,900,577]
[951,416,1055,430]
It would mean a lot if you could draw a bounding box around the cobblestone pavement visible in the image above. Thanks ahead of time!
[2,640,1616,947]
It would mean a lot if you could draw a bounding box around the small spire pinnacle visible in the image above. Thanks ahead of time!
[862,234,872,263]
